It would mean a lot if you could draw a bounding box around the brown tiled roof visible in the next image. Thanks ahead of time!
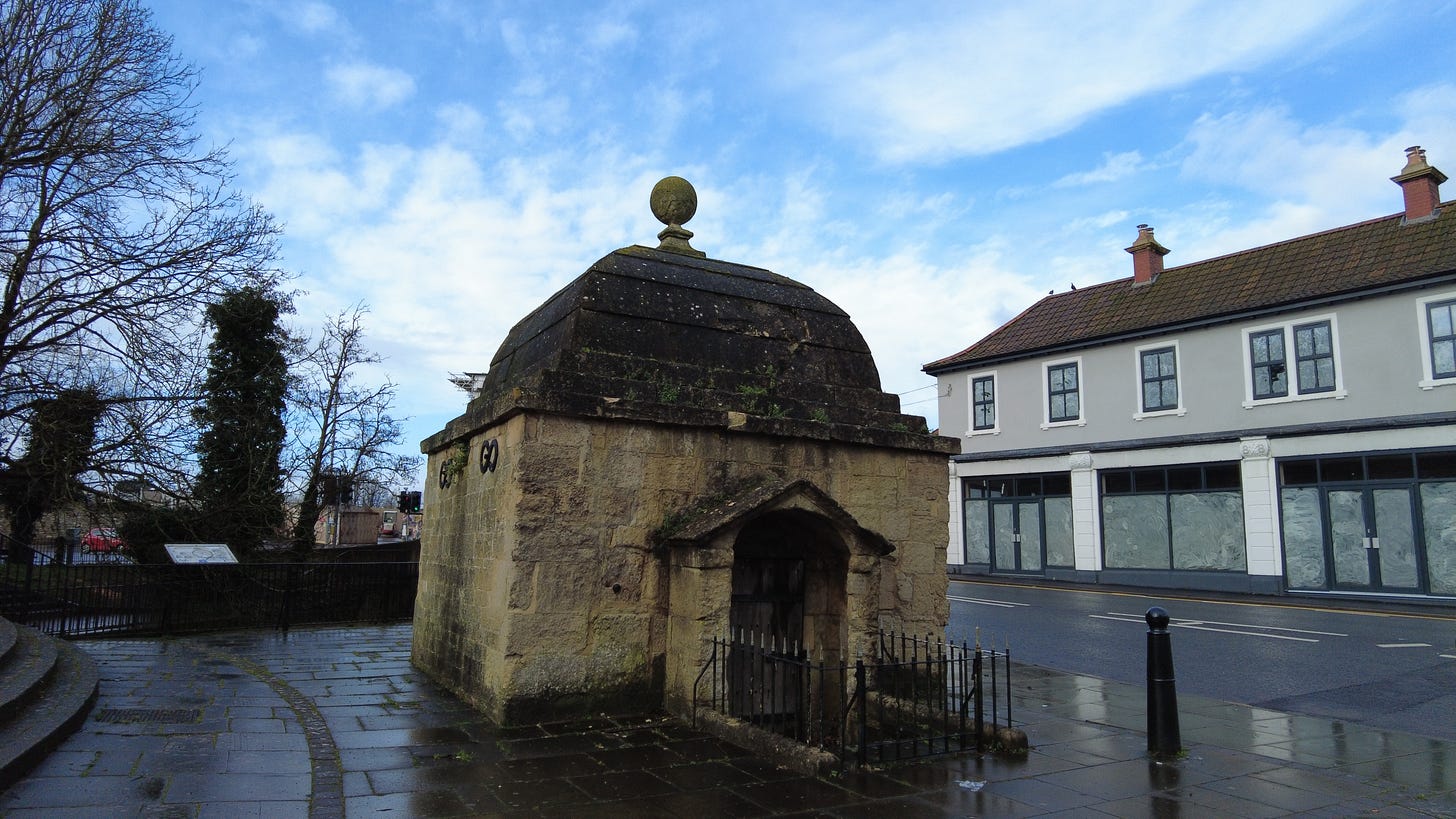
[924,202,1456,373]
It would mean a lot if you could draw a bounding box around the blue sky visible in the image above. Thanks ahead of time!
[145,1,1456,488]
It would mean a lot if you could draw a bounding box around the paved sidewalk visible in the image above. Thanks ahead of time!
[1,624,1453,817]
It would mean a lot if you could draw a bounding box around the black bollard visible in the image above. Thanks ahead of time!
[1145,606,1182,757]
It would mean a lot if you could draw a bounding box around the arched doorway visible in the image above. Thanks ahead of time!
[728,511,849,718]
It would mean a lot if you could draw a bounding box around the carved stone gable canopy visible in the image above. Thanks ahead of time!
[653,476,894,556]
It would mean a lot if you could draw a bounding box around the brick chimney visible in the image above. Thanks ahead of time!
[1391,146,1446,223]
[1125,224,1170,285]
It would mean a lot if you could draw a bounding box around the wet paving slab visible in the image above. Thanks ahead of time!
[2,623,1454,817]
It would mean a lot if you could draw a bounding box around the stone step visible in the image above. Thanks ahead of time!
[0,617,16,666]
[0,627,56,726]
[0,622,99,790]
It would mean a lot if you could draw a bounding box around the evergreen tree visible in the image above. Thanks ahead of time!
[193,287,289,555]
[1,389,103,562]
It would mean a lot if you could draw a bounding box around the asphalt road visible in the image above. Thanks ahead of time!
[946,576,1456,741]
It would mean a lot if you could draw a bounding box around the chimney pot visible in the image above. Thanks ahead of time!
[1392,145,1446,222]
[1125,224,1170,285]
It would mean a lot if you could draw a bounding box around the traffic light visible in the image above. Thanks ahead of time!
[398,491,409,511]
[339,475,354,506]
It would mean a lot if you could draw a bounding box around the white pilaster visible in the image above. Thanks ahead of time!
[1239,437,1282,577]
[1069,451,1101,571]
[946,460,963,565]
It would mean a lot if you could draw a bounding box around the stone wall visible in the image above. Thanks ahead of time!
[411,413,526,720]
[413,409,950,724]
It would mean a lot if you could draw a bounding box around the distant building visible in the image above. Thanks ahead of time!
[925,147,1456,601]
[448,371,487,399]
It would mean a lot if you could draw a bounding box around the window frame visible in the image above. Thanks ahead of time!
[1248,327,1288,400]
[1133,341,1185,419]
[1292,320,1337,395]
[1417,291,1456,389]
[967,371,999,435]
[1098,462,1247,573]
[1241,314,1346,408]
[961,473,1076,569]
[1041,357,1085,429]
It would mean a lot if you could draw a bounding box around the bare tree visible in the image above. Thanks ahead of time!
[287,306,417,552]
[0,0,283,492]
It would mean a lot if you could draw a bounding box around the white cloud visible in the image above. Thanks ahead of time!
[490,11,647,144]
[242,134,408,234]
[247,127,1033,438]
[1066,210,1131,233]
[434,103,488,145]
[325,62,416,109]
[1395,84,1456,138]
[1055,152,1145,187]
[587,19,637,51]
[499,94,571,141]
[774,1,1363,162]
[704,174,1044,421]
[246,133,663,437]
[421,0,496,43]
[497,18,539,62]
[800,248,1044,402]
[1180,107,1391,202]
[1173,106,1434,260]
[271,0,343,35]
[638,85,714,146]
[226,33,264,61]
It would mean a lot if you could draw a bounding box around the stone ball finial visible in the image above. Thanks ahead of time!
[650,176,705,258]
[651,176,697,227]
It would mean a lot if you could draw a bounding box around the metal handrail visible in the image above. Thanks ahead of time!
[690,638,718,728]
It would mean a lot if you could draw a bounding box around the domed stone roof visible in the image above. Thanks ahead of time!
[424,182,953,455]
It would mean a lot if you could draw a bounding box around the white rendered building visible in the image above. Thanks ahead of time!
[925,147,1456,601]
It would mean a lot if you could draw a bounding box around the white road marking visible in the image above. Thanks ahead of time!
[1376,643,1432,648]
[948,595,1029,609]
[949,576,1456,622]
[1440,654,1456,660]
[1088,614,1321,642]
[1107,612,1346,637]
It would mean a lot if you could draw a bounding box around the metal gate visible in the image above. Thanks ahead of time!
[728,553,804,718]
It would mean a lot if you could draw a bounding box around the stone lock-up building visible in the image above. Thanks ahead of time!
[414,177,959,724]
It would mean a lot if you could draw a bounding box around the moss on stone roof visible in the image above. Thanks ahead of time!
[425,245,954,455]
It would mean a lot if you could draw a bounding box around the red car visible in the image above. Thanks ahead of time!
[81,527,125,553]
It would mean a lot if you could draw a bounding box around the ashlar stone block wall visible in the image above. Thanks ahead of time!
[412,409,950,725]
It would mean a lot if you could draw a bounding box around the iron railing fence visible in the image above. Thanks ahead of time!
[693,628,1011,769]
[693,630,849,752]
[0,542,416,637]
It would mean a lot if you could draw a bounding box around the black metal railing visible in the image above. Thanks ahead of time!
[0,543,417,637]
[693,628,1011,768]
[693,630,851,752]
